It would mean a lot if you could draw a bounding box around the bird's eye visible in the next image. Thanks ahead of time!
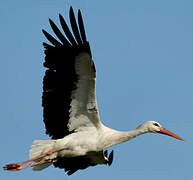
[153,123,160,127]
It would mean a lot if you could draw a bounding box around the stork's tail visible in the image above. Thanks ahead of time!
[3,139,57,171]
[29,139,56,170]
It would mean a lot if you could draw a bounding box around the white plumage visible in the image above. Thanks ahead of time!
[4,7,184,175]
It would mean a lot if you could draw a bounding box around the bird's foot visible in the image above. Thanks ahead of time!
[3,163,22,171]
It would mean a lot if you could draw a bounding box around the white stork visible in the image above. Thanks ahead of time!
[4,7,184,175]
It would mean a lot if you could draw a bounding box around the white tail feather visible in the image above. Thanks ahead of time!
[30,139,56,171]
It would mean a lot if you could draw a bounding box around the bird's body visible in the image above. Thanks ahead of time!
[28,121,150,172]
[4,7,184,175]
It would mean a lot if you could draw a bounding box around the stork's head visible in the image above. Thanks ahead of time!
[138,121,184,141]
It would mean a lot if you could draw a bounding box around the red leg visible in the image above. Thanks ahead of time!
[3,147,62,171]
[4,159,53,171]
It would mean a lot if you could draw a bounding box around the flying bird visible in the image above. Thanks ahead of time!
[4,7,184,175]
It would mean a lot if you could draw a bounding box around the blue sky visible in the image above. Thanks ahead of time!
[1,0,193,180]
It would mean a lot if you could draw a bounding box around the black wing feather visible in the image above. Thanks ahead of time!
[107,150,114,166]
[59,14,77,47]
[49,19,71,48]
[69,7,83,45]
[78,10,87,44]
[42,29,63,47]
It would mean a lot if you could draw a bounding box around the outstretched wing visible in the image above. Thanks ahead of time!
[42,7,101,139]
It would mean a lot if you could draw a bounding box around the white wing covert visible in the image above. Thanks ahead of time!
[68,52,101,131]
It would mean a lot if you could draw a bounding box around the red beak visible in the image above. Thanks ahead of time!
[158,128,184,141]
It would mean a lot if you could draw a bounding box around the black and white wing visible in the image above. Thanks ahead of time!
[42,7,101,140]
[42,7,112,175]
[42,7,114,175]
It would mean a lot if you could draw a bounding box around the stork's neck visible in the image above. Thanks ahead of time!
[102,126,148,149]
